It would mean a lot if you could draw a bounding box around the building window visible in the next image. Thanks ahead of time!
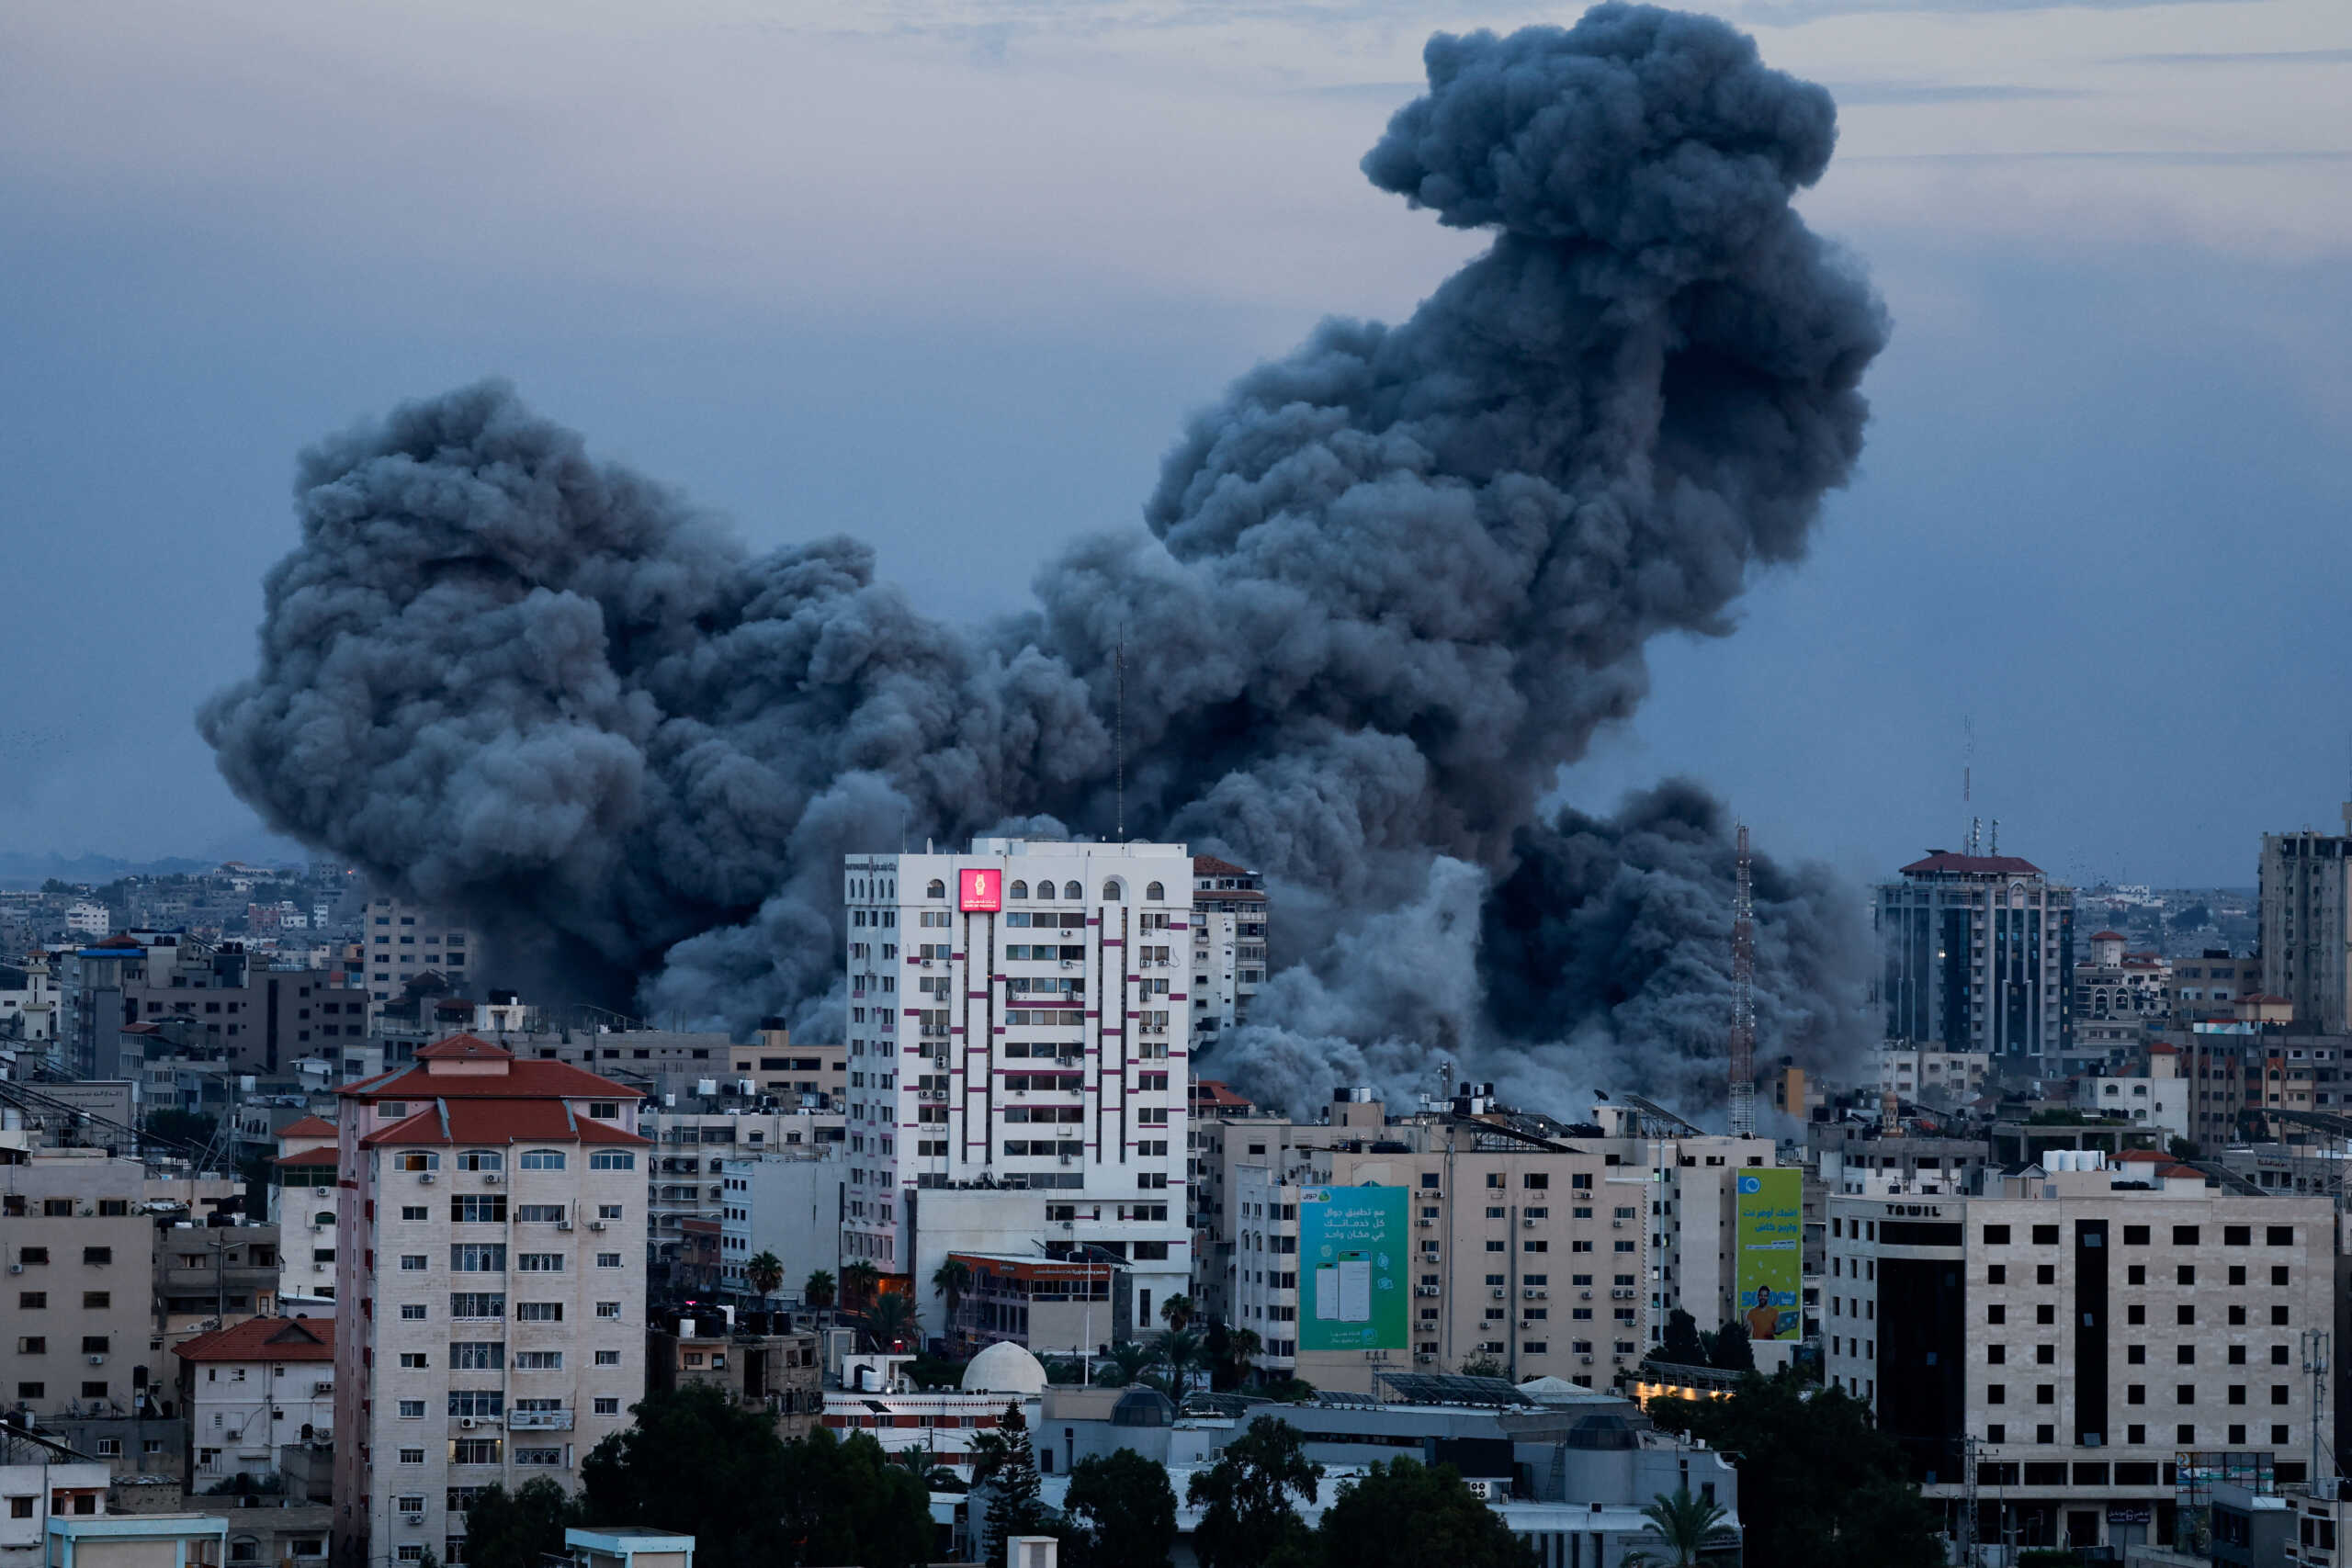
[589,1152,634,1170]
[594,1350,621,1367]
[518,1150,566,1170]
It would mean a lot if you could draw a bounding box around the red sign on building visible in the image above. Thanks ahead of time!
[958,867,1001,913]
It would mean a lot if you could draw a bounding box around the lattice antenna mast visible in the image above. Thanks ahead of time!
[1728,822,1758,1137]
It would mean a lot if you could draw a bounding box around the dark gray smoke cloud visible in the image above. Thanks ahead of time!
[199,4,1887,1118]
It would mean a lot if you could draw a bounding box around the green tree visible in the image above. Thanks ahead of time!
[1705,1319,1753,1372]
[1063,1449,1178,1568]
[581,1385,787,1568]
[1154,1327,1202,1395]
[582,1387,933,1568]
[802,1269,836,1307]
[743,1250,785,1300]
[972,1402,1049,1567]
[1314,1456,1532,1568]
[462,1480,582,1568]
[1456,1354,1504,1380]
[1624,1486,1730,1568]
[1649,1371,1942,1568]
[1187,1416,1322,1568]
[1159,1293,1195,1333]
[865,1290,921,1352]
[1657,1308,1708,1367]
[776,1426,934,1568]
[933,1257,973,1344]
[1216,1325,1261,1391]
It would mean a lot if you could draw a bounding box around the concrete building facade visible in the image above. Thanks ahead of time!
[328,1035,649,1568]
[356,899,477,1004]
[172,1317,334,1490]
[1187,857,1267,1041]
[2262,808,2352,1036]
[1878,851,2075,1070]
[1825,1162,2334,1554]
[839,840,1190,1337]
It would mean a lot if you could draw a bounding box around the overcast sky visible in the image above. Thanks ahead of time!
[2,0,2346,887]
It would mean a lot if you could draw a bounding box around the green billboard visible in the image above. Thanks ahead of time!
[1298,1184,1408,1352]
[1734,1168,1803,1343]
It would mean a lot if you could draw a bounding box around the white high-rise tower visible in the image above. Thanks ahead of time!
[841,840,1193,1338]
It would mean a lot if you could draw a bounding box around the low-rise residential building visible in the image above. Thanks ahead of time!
[715,1153,843,1299]
[2072,1045,2190,1140]
[0,1425,111,1568]
[646,1309,821,1441]
[1871,1044,1992,1108]
[173,1317,335,1490]
[0,1152,171,1427]
[1825,1157,2334,1555]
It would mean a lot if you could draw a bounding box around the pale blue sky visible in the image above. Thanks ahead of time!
[2,0,2346,885]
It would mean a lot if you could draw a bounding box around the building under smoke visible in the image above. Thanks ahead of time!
[198,5,1890,1122]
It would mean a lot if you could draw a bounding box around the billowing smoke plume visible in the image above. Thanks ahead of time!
[199,5,1888,1120]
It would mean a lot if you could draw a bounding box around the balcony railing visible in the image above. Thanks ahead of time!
[506,1410,574,1430]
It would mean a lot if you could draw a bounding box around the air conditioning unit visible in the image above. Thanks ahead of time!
[1578,1354,1594,1365]
[1580,1291,1593,1301]
[1414,1352,1435,1364]
[588,1221,607,1232]
[555,1220,573,1232]
[401,1514,424,1527]
[481,1174,501,1185]
[1611,1219,1623,1228]
[418,1173,436,1185]
[312,1382,332,1397]
[1490,1287,1505,1301]
[921,959,933,967]
[87,1355,105,1366]
[1415,1218,1433,1229]
[1521,1216,1537,1228]
[5,1265,17,1275]
[1415,1285,1440,1298]
[459,1417,477,1430]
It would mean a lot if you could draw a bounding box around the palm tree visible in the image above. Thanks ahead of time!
[744,1250,785,1301]
[1158,1327,1203,1394]
[1096,1339,1155,1386]
[802,1269,836,1308]
[1220,1326,1261,1387]
[865,1289,921,1352]
[1625,1486,1730,1568]
[1159,1293,1196,1334]
[933,1258,972,1348]
[842,1260,882,1312]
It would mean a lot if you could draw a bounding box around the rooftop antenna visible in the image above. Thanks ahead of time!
[1963,713,1973,845]
[1728,823,1757,1138]
[1115,621,1125,841]
[1990,818,2000,855]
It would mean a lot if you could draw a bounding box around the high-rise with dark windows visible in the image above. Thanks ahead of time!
[1877,851,2075,1072]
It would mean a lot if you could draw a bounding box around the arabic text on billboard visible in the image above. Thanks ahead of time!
[1735,1168,1802,1343]
[1298,1185,1408,1352]
[958,867,1001,913]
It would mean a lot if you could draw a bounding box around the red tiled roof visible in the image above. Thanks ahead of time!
[361,1098,648,1148]
[2148,1043,2180,1055]
[1191,1079,1253,1109]
[2116,1149,2170,1163]
[417,1032,510,1061]
[174,1316,334,1363]
[272,1147,338,1168]
[2089,931,2127,942]
[2157,1163,2204,1179]
[277,1115,337,1140]
[339,1055,639,1101]
[1901,852,2045,877]
[1192,854,1255,877]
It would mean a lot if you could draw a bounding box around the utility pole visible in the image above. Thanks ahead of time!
[1961,1432,1981,1567]
[2305,1328,2332,1486]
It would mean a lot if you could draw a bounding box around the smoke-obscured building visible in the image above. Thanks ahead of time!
[1877,851,2075,1072]
[841,840,1190,1339]
[1189,856,1267,1040]
[2260,807,2352,1035]
[357,897,477,1003]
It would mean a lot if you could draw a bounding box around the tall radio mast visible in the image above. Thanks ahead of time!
[1728,822,1757,1138]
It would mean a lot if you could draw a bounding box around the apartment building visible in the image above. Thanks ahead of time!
[716,1152,843,1295]
[357,898,478,1003]
[0,1425,127,1568]
[2074,931,2172,1026]
[1878,851,2075,1070]
[647,1308,821,1441]
[1872,1043,1992,1108]
[2173,952,2266,1020]
[152,1219,281,1358]
[643,1105,844,1263]
[2175,1024,2352,1147]
[1810,1122,1993,1199]
[270,1117,341,1303]
[328,1034,649,1568]
[0,1150,170,1427]
[2071,1046,2190,1140]
[1825,1160,2334,1555]
[2262,807,2352,1035]
[173,1316,335,1490]
[840,840,1190,1336]
[1188,857,1268,1039]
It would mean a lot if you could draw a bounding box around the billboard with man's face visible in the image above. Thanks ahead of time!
[1735,1168,1802,1342]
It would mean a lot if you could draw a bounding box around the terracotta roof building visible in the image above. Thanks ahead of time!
[329,1034,649,1568]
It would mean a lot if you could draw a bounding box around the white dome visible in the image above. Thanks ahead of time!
[961,1340,1048,1395]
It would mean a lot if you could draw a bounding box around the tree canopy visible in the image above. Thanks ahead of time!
[1647,1371,1941,1568]
[1310,1457,1532,1568]
[463,1480,582,1568]
[581,1385,932,1568]
[1062,1449,1178,1568]
[1187,1416,1322,1568]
